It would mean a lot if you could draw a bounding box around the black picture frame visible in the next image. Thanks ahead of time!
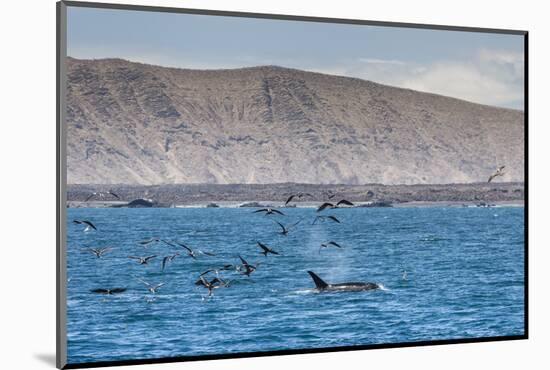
[56,1,528,368]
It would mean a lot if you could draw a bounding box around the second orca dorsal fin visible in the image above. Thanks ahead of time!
[307,271,329,289]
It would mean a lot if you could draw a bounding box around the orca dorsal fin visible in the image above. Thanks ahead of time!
[307,271,329,289]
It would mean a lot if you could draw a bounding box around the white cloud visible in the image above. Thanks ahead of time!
[320,50,524,109]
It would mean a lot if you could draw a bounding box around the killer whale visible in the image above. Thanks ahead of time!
[307,271,380,292]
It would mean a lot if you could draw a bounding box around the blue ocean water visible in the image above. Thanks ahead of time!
[66,206,525,364]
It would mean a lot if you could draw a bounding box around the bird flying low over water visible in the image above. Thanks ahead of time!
[128,255,157,265]
[319,241,343,253]
[90,288,127,295]
[488,166,506,183]
[138,279,165,294]
[312,215,341,225]
[176,242,216,259]
[196,276,231,296]
[85,190,120,202]
[161,253,180,271]
[257,241,280,256]
[237,255,259,277]
[253,208,285,216]
[284,193,314,205]
[139,238,175,247]
[274,220,301,235]
[83,247,113,258]
[73,219,97,231]
[316,200,354,212]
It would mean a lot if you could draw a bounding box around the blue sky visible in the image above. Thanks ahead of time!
[67,6,525,109]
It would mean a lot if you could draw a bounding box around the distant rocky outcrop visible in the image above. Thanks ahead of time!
[66,57,524,185]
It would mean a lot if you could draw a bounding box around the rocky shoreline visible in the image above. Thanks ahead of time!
[66,182,524,208]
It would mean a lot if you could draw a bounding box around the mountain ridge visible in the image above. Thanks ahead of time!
[66,57,524,185]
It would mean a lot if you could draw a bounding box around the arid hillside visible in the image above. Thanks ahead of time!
[66,57,524,185]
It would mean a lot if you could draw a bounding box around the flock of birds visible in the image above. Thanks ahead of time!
[74,165,507,300]
[73,189,357,300]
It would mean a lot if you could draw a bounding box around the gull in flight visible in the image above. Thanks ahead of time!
[128,255,157,265]
[83,247,113,258]
[284,193,314,205]
[253,208,285,216]
[488,166,506,183]
[319,241,343,253]
[316,200,354,212]
[73,219,97,231]
[176,242,216,259]
[90,288,126,295]
[274,220,301,236]
[85,190,120,202]
[312,215,341,225]
[138,279,165,294]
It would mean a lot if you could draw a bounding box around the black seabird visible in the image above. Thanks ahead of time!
[257,241,280,256]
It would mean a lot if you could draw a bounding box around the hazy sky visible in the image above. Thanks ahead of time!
[67,6,525,109]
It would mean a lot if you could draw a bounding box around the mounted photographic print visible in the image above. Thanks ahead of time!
[56,1,527,368]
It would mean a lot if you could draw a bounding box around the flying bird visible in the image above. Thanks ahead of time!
[316,200,355,212]
[176,242,216,259]
[312,215,341,225]
[83,247,112,258]
[274,220,301,236]
[237,255,259,277]
[284,193,314,205]
[139,238,175,247]
[90,288,126,295]
[253,208,285,216]
[128,255,157,265]
[257,241,280,256]
[196,276,231,296]
[319,241,343,253]
[138,279,165,294]
[85,190,120,202]
[488,166,506,183]
[161,253,180,271]
[73,219,97,231]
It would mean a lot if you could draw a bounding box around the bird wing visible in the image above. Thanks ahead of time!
[154,283,165,289]
[108,190,120,199]
[85,194,95,201]
[272,209,285,215]
[139,238,155,245]
[238,255,249,266]
[336,199,354,207]
[90,288,108,294]
[111,288,127,293]
[144,255,157,262]
[317,203,333,212]
[328,194,336,199]
[252,209,268,213]
[161,239,175,247]
[328,241,343,248]
[177,243,192,253]
[73,220,82,224]
[312,216,321,225]
[275,221,286,232]
[257,242,269,252]
[285,195,295,205]
[199,250,216,256]
[128,256,140,260]
[290,219,302,228]
[270,249,280,255]
[161,256,169,271]
[327,216,341,223]
[138,278,152,287]
[82,220,97,230]
[488,174,496,183]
